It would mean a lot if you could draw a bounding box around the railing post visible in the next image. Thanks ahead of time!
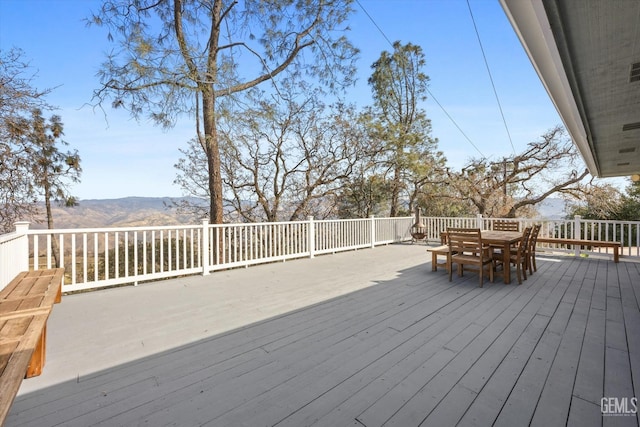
[0,222,30,289]
[476,214,484,230]
[308,216,315,258]
[370,215,376,248]
[573,215,582,257]
[201,218,210,275]
[15,221,30,272]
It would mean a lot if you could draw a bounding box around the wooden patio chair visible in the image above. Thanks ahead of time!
[493,219,520,232]
[528,224,541,274]
[493,226,532,284]
[447,228,494,287]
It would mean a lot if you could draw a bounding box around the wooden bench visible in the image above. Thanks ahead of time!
[0,268,64,425]
[536,238,621,263]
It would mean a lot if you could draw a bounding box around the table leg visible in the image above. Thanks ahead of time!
[503,243,511,284]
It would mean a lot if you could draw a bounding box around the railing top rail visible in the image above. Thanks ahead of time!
[317,217,380,223]
[209,220,310,228]
[0,231,23,244]
[25,224,204,235]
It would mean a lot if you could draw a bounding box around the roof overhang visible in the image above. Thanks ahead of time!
[500,0,640,179]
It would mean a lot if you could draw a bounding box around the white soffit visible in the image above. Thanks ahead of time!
[499,0,600,175]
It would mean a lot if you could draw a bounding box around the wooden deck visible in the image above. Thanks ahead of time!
[6,244,640,427]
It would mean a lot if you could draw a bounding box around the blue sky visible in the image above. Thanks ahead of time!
[0,0,566,200]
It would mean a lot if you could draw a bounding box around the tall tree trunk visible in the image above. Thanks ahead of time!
[202,89,223,225]
[390,170,400,217]
[203,0,223,225]
[44,181,60,267]
[390,151,401,217]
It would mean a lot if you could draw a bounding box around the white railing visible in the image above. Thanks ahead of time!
[0,216,414,292]
[29,223,205,292]
[4,214,636,293]
[207,220,311,270]
[0,221,30,287]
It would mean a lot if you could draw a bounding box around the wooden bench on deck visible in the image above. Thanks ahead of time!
[0,268,64,425]
[536,238,621,263]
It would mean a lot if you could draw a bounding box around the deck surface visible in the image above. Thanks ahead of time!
[7,244,640,427]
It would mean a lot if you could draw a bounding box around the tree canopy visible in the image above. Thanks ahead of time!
[566,179,640,221]
[0,49,80,233]
[364,41,443,217]
[446,126,589,218]
[89,0,359,224]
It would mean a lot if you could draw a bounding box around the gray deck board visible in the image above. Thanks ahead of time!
[6,245,640,427]
[530,274,592,427]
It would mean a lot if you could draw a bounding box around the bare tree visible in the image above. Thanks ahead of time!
[171,137,210,220]
[565,182,624,220]
[89,0,358,224]
[447,126,590,218]
[175,80,367,222]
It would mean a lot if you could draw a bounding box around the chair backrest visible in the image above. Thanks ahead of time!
[518,226,533,256]
[440,232,449,245]
[447,228,483,256]
[493,219,520,232]
[529,224,541,250]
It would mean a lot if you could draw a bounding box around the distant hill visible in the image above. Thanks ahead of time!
[536,197,568,219]
[28,196,569,231]
[31,197,203,230]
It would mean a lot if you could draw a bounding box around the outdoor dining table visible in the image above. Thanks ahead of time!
[481,230,522,284]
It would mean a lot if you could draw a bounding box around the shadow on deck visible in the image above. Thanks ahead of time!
[7,244,640,427]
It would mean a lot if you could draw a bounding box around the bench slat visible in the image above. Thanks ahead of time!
[0,314,49,422]
[0,307,52,322]
[536,238,621,246]
[0,268,64,426]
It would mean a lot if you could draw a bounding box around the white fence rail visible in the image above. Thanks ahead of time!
[0,221,30,287]
[0,216,414,292]
[3,214,638,293]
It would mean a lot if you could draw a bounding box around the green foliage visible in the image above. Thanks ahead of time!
[618,181,640,221]
[567,179,640,222]
[337,174,391,218]
[365,41,444,216]
[0,48,57,232]
[7,109,82,228]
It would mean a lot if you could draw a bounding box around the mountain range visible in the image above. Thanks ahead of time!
[29,196,568,230]
[30,197,199,230]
